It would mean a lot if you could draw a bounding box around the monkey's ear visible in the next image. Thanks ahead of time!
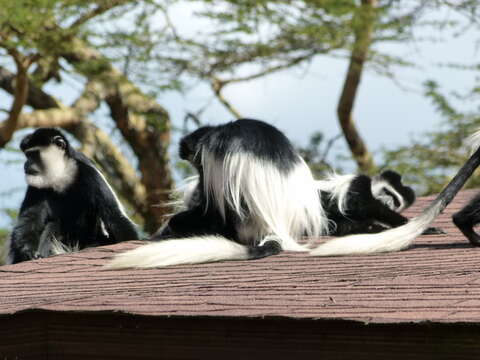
[53,136,66,150]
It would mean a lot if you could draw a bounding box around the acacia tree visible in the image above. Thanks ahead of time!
[381,78,480,195]
[158,0,479,174]
[1,0,479,237]
[379,1,480,193]
[0,0,174,233]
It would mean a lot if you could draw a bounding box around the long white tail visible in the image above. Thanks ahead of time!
[105,235,250,269]
[311,136,480,257]
[310,205,439,256]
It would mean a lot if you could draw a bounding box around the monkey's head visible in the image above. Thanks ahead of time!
[372,170,416,212]
[179,125,215,169]
[20,128,78,192]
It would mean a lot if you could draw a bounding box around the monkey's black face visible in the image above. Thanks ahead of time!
[20,128,77,192]
[24,149,42,175]
[179,126,215,168]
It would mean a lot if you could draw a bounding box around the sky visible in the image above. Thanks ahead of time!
[0,4,478,227]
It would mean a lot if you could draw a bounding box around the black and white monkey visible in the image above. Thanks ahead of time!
[317,170,416,236]
[176,168,438,237]
[107,118,326,268]
[173,169,418,236]
[449,130,480,245]
[318,170,444,236]
[452,194,480,245]
[106,119,480,269]
[7,128,139,264]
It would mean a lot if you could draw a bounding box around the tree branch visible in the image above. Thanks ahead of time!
[0,50,39,147]
[62,37,174,232]
[0,66,60,109]
[70,0,132,28]
[211,77,242,119]
[337,0,378,174]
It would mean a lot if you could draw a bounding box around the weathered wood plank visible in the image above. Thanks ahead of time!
[1,311,480,359]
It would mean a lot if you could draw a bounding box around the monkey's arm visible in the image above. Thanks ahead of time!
[348,175,444,234]
[9,187,49,263]
[94,182,139,242]
[367,199,445,235]
[329,219,389,236]
[99,200,139,243]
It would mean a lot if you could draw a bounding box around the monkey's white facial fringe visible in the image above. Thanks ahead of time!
[371,178,406,212]
[26,145,78,193]
[315,173,356,215]
[202,150,327,251]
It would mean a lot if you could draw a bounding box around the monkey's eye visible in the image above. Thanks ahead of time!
[53,136,66,149]
[25,149,39,160]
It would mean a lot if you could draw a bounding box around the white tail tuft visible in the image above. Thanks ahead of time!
[310,202,440,256]
[105,236,250,269]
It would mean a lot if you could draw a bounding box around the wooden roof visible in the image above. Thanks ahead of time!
[1,189,479,324]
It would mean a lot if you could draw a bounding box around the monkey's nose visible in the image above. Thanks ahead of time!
[24,163,39,175]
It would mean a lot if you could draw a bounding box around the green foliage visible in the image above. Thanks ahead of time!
[181,0,437,79]
[381,80,480,195]
[0,0,95,54]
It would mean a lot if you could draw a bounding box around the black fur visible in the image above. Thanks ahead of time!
[321,171,443,236]
[452,193,480,245]
[155,118,302,260]
[9,128,139,263]
[180,119,299,173]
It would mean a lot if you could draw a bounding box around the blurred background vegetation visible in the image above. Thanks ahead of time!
[0,0,479,241]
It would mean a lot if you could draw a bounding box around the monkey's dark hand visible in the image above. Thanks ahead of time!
[248,239,282,260]
[422,227,446,235]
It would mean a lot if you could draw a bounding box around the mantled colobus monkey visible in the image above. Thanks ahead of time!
[318,170,444,236]
[107,118,326,268]
[310,129,480,256]
[177,169,438,237]
[318,170,415,236]
[106,119,480,269]
[7,128,139,264]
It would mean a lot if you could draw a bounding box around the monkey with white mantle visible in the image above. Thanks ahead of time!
[7,128,139,264]
[106,118,477,269]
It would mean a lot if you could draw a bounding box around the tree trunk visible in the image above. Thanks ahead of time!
[337,0,377,175]
[62,38,174,233]
[0,66,149,231]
